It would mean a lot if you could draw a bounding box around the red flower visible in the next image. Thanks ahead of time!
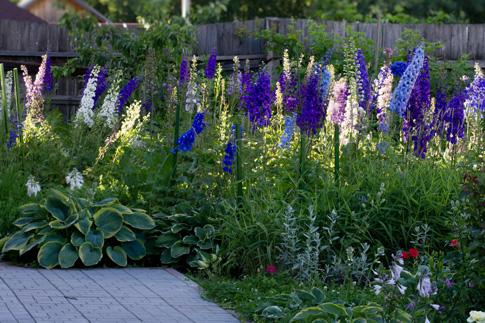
[450,239,460,248]
[408,248,419,258]
[401,251,410,259]
[265,264,277,274]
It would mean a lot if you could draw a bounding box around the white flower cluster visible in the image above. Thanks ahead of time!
[75,66,100,127]
[373,253,407,295]
[98,82,120,129]
[0,70,13,118]
[26,175,41,197]
[66,168,84,190]
[185,81,199,112]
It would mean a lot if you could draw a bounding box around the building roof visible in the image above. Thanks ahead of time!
[18,0,112,23]
[0,0,46,23]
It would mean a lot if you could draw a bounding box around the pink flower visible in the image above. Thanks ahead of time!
[408,248,419,259]
[450,239,460,248]
[265,264,277,274]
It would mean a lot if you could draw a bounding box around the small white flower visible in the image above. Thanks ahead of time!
[425,316,431,323]
[98,82,120,129]
[417,275,433,297]
[468,311,485,323]
[430,304,441,311]
[66,168,84,190]
[26,175,41,197]
[397,284,407,295]
[76,66,100,127]
[373,285,382,295]
[391,263,403,281]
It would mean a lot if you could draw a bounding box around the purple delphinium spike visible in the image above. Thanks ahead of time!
[328,79,349,125]
[390,46,425,117]
[179,58,190,85]
[243,71,273,127]
[93,67,108,108]
[443,91,466,144]
[355,49,371,111]
[222,141,237,174]
[205,49,217,80]
[464,66,485,115]
[117,77,139,114]
[297,71,324,135]
[432,90,448,136]
[6,128,17,149]
[43,55,54,92]
[278,70,299,113]
[142,99,152,113]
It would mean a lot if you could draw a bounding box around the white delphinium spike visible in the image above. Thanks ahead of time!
[26,175,41,197]
[0,71,13,118]
[76,66,100,127]
[98,81,120,129]
[66,168,84,190]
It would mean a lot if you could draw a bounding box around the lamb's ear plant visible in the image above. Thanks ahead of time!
[1,189,155,268]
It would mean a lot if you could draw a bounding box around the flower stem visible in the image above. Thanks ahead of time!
[171,90,182,183]
[334,124,340,186]
[0,64,8,141]
[235,121,243,207]
[13,68,22,143]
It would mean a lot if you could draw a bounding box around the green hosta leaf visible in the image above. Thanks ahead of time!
[37,241,63,269]
[110,204,133,214]
[19,203,42,216]
[86,229,104,248]
[123,212,155,230]
[79,242,102,266]
[393,309,412,322]
[160,248,176,264]
[312,288,325,304]
[319,303,349,318]
[115,226,136,242]
[44,190,70,221]
[75,212,92,235]
[170,223,187,233]
[43,232,66,244]
[19,236,45,256]
[121,240,146,260]
[155,233,179,247]
[262,306,285,319]
[194,227,206,239]
[93,207,123,238]
[49,213,79,230]
[292,307,327,321]
[75,197,91,209]
[196,240,213,250]
[71,231,85,247]
[93,197,118,207]
[295,289,318,304]
[2,231,30,252]
[182,235,198,245]
[22,221,48,232]
[13,217,34,227]
[170,241,190,258]
[106,246,127,267]
[58,243,78,268]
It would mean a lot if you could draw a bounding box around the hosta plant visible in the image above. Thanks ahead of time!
[1,189,155,268]
[154,211,219,270]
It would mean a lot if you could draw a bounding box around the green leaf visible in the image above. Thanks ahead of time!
[196,240,213,250]
[312,288,325,304]
[43,232,66,244]
[291,307,327,321]
[75,212,92,235]
[170,241,190,258]
[58,243,78,268]
[19,236,45,256]
[78,242,102,266]
[92,197,118,207]
[194,227,206,239]
[110,204,133,214]
[262,306,284,319]
[160,248,176,264]
[123,212,155,230]
[114,226,136,242]
[19,203,42,216]
[182,235,198,245]
[2,231,30,252]
[49,213,79,230]
[22,221,48,232]
[319,303,349,318]
[13,217,34,227]
[155,233,179,247]
[93,207,123,238]
[393,309,412,322]
[71,231,85,247]
[44,191,70,221]
[106,246,127,267]
[86,229,104,248]
[37,241,63,269]
[121,240,146,260]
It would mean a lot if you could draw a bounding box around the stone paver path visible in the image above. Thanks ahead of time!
[0,262,238,323]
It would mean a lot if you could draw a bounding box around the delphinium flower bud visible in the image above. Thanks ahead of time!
[205,49,217,80]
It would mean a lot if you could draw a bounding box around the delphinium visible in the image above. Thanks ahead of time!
[21,54,50,124]
[243,70,273,128]
[278,49,299,113]
[0,70,12,119]
[227,56,241,100]
[390,61,408,77]
[43,55,54,93]
[98,72,121,129]
[443,91,466,144]
[404,55,432,158]
[390,46,425,117]
[179,57,190,86]
[296,67,324,135]
[374,64,394,133]
[278,113,297,148]
[173,112,206,152]
[222,126,237,174]
[464,63,485,115]
[93,67,108,108]
[355,49,371,112]
[117,77,139,114]
[205,49,217,80]
[75,65,100,127]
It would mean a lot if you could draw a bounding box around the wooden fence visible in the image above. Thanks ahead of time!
[1,18,484,112]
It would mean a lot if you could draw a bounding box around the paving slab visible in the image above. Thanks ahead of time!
[0,262,238,323]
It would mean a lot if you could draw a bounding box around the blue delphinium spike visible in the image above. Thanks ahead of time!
[279,113,297,148]
[172,112,206,153]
